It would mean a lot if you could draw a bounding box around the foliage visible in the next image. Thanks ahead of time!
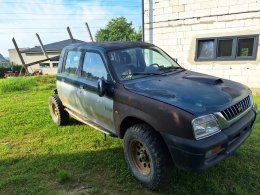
[95,17,142,42]
[0,76,259,194]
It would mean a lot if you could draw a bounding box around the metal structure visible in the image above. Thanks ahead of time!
[142,0,145,42]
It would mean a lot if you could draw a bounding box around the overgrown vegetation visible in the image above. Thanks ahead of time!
[0,75,56,93]
[0,76,259,194]
[0,77,38,93]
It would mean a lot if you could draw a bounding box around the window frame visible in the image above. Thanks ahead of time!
[195,35,259,61]
[39,62,50,68]
[52,62,59,68]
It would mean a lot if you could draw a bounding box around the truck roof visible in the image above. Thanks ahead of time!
[64,41,154,51]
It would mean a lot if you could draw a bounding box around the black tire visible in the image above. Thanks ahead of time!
[124,124,173,190]
[49,94,69,126]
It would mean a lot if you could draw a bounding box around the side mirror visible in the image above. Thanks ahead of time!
[97,79,106,97]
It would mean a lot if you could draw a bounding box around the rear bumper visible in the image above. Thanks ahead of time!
[161,105,257,171]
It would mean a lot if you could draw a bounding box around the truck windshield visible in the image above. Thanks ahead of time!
[108,47,181,80]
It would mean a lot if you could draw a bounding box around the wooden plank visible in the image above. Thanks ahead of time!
[36,33,49,59]
[12,37,28,74]
[26,56,60,67]
[85,22,94,42]
[67,26,75,43]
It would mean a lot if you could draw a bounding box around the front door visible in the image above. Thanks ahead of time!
[57,50,82,114]
[76,51,115,132]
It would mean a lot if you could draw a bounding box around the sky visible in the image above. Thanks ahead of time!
[0,0,142,57]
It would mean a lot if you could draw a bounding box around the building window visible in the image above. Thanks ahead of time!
[237,37,254,57]
[195,35,258,61]
[217,39,233,57]
[197,39,214,59]
[52,62,58,68]
[39,63,50,68]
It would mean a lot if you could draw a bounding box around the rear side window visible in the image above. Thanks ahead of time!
[82,52,107,81]
[64,51,81,75]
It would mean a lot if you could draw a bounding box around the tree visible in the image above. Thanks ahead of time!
[95,17,142,42]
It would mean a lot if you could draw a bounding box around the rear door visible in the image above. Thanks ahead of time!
[76,51,115,132]
[57,50,83,113]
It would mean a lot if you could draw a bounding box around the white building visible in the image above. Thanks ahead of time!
[143,0,260,92]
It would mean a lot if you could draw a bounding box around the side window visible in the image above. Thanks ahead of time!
[82,52,107,81]
[64,51,81,75]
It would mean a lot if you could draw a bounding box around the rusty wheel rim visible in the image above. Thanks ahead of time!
[51,103,59,118]
[130,140,151,176]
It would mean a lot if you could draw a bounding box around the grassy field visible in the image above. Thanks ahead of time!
[0,76,259,195]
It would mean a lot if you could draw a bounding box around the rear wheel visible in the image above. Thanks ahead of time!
[124,124,173,190]
[49,94,69,126]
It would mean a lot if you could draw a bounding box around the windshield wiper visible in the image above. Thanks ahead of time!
[158,66,183,71]
[131,72,163,76]
[121,72,163,79]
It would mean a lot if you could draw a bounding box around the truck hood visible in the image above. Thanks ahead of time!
[123,70,251,116]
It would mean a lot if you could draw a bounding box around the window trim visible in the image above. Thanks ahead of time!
[52,62,59,68]
[39,62,50,68]
[195,34,259,61]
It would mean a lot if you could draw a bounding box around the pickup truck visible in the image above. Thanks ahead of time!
[49,41,258,189]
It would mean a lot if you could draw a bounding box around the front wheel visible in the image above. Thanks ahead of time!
[124,124,173,190]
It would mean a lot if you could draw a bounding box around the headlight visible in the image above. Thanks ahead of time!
[192,114,221,140]
[250,94,254,105]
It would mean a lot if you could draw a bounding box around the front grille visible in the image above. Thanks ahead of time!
[221,96,251,121]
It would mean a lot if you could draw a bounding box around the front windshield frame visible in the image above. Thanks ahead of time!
[107,46,182,82]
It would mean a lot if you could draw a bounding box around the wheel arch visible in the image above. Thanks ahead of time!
[119,116,156,139]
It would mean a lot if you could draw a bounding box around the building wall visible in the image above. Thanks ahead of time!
[144,0,260,90]
[8,49,59,75]
[8,48,28,65]
[25,52,60,75]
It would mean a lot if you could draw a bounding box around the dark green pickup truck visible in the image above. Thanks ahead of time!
[49,41,258,189]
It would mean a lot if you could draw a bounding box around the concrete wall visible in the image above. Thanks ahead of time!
[8,48,28,65]
[25,52,59,75]
[144,0,260,90]
[8,49,58,75]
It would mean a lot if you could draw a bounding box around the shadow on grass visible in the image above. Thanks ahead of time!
[0,145,259,195]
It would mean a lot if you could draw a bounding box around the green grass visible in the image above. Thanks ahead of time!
[0,76,259,194]
[0,77,38,93]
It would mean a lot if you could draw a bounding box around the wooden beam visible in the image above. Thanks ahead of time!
[85,22,94,42]
[12,37,28,74]
[67,26,75,43]
[26,56,60,67]
[35,33,49,59]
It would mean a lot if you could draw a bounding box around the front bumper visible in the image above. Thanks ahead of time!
[161,105,257,171]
